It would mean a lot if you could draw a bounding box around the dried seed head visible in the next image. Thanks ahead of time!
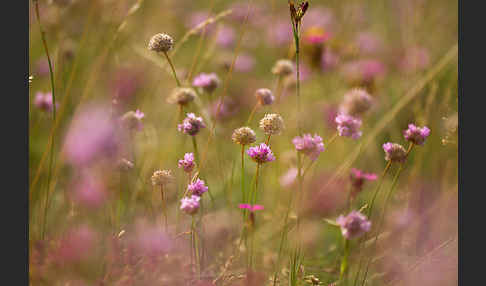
[382,142,407,163]
[259,113,285,135]
[148,33,174,53]
[255,88,275,106]
[232,127,257,145]
[339,88,373,116]
[151,170,174,187]
[272,59,294,76]
[167,87,196,106]
[117,158,134,171]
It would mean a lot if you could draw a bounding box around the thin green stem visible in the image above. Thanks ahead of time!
[192,136,199,166]
[241,145,246,206]
[340,239,350,281]
[163,51,181,87]
[246,103,259,125]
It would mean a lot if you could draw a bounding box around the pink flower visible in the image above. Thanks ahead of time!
[178,113,206,136]
[403,123,430,145]
[340,59,386,84]
[187,178,208,196]
[34,91,58,112]
[192,73,220,93]
[180,195,201,215]
[238,204,264,212]
[71,174,107,209]
[337,210,371,239]
[216,26,235,48]
[247,143,276,164]
[350,168,377,194]
[292,134,325,161]
[178,153,195,173]
[335,113,362,139]
[280,167,298,188]
[383,142,407,163]
[55,225,98,263]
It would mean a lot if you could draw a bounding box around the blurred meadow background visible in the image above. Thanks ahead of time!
[29,0,458,285]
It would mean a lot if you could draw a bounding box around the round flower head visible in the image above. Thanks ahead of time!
[120,109,144,131]
[339,88,373,116]
[187,178,208,196]
[232,126,257,146]
[350,168,377,193]
[34,91,56,112]
[178,113,206,136]
[193,73,220,93]
[382,142,407,163]
[167,87,196,106]
[271,59,294,77]
[178,153,195,173]
[255,88,275,106]
[292,134,325,161]
[117,158,134,171]
[403,123,430,146]
[335,113,362,139]
[151,170,174,187]
[247,143,276,164]
[148,33,174,53]
[180,195,201,215]
[259,113,285,135]
[336,210,371,239]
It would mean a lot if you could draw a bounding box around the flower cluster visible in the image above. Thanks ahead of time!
[255,88,275,106]
[232,127,257,146]
[403,123,430,145]
[151,170,174,187]
[178,153,195,173]
[247,143,276,164]
[167,87,196,106]
[292,133,325,161]
[120,109,145,131]
[337,210,371,239]
[187,178,208,196]
[34,91,56,112]
[260,113,285,135]
[339,88,373,116]
[335,113,362,139]
[148,33,174,53]
[178,113,206,136]
[271,59,294,77]
[180,195,201,215]
[350,168,377,194]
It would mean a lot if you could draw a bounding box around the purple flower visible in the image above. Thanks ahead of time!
[34,91,57,112]
[178,153,195,173]
[292,134,325,161]
[247,143,276,164]
[233,53,255,72]
[321,49,339,72]
[335,113,362,139]
[255,88,275,106]
[355,32,384,56]
[132,221,172,256]
[336,210,371,239]
[340,59,386,84]
[178,113,206,136]
[238,204,264,212]
[280,167,298,188]
[71,174,107,209]
[403,123,430,145]
[55,225,98,263]
[383,142,407,163]
[120,109,145,131]
[350,168,377,194]
[398,46,430,73]
[180,195,201,215]
[192,73,221,93]
[187,178,208,196]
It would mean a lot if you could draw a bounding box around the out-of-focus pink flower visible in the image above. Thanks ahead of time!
[247,143,276,164]
[292,134,325,161]
[321,49,340,72]
[193,72,220,93]
[34,91,58,112]
[63,104,119,167]
[335,113,362,139]
[238,204,264,212]
[132,222,172,256]
[350,168,377,195]
[301,7,335,33]
[399,46,430,73]
[265,19,292,46]
[186,11,214,34]
[109,68,143,101]
[55,225,98,263]
[180,195,201,215]
[340,59,386,84]
[234,53,255,72]
[355,32,385,56]
[383,142,407,163]
[336,210,371,239]
[403,123,431,145]
[303,26,332,45]
[210,98,239,120]
[216,26,235,48]
[35,58,51,77]
[71,173,107,209]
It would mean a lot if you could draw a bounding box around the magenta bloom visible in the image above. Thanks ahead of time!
[335,113,362,139]
[247,143,276,164]
[180,195,201,215]
[178,113,206,136]
[178,153,195,173]
[34,91,57,112]
[234,53,255,72]
[399,46,430,73]
[132,221,172,256]
[350,168,377,193]
[187,178,208,196]
[63,104,118,166]
[216,26,235,48]
[336,210,371,239]
[292,134,325,161]
[56,225,98,263]
[71,174,107,209]
[403,123,430,145]
[192,72,220,93]
[341,59,386,84]
[238,204,264,212]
